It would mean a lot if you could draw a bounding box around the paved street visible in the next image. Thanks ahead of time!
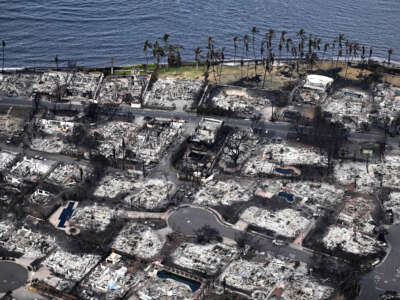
[1,96,396,145]
[168,206,315,264]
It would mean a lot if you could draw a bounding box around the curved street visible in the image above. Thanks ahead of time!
[168,206,315,264]
[0,261,28,293]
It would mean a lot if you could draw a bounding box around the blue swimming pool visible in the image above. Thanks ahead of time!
[157,270,200,292]
[344,91,362,99]
[278,192,295,203]
[58,202,74,228]
[275,168,294,175]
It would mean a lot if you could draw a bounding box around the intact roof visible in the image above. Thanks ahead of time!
[304,74,334,91]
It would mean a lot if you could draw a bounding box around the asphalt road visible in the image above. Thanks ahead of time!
[0,262,28,293]
[0,96,393,144]
[168,206,315,264]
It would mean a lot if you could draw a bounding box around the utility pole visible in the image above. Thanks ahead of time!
[2,40,5,73]
[111,57,114,75]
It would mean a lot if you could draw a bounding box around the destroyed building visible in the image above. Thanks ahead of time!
[190,118,223,145]
[93,170,141,199]
[47,163,93,188]
[0,150,18,172]
[0,72,41,97]
[32,71,73,101]
[29,189,56,206]
[242,141,327,177]
[322,225,381,256]
[171,242,239,276]
[42,249,101,282]
[202,85,275,119]
[240,206,311,239]
[65,72,102,100]
[112,221,165,259]
[194,179,255,206]
[270,276,335,300]
[6,157,57,186]
[219,128,259,170]
[370,83,400,131]
[129,119,184,166]
[293,74,333,105]
[220,258,291,295]
[124,178,175,210]
[378,152,400,189]
[69,203,116,232]
[134,269,193,300]
[80,253,144,300]
[143,77,204,111]
[333,161,378,193]
[337,196,376,234]
[98,76,143,107]
[0,223,56,259]
[285,181,345,211]
[90,120,141,161]
[323,88,370,131]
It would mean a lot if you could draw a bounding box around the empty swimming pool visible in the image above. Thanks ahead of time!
[157,270,200,292]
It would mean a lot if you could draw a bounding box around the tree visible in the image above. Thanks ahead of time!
[285,38,292,59]
[243,34,250,77]
[322,43,329,65]
[162,33,170,69]
[387,48,393,64]
[224,129,248,167]
[251,27,259,74]
[194,47,202,70]
[336,33,345,67]
[143,40,152,65]
[331,39,336,66]
[152,40,164,68]
[233,36,239,64]
[1,40,5,73]
[369,47,373,62]
[195,225,222,244]
[55,55,59,71]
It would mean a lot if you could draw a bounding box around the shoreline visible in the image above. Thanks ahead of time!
[2,56,400,73]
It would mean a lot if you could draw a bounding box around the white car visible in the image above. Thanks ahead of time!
[272,239,286,246]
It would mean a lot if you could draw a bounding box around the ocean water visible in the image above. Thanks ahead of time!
[0,0,399,67]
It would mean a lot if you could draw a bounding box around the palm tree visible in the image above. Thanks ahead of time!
[387,48,393,64]
[243,34,250,77]
[1,40,5,73]
[331,39,336,66]
[207,36,217,81]
[360,45,366,76]
[176,45,184,68]
[55,55,59,71]
[291,46,298,74]
[336,34,345,67]
[152,40,164,68]
[143,40,152,65]
[322,43,329,63]
[218,47,225,82]
[194,47,202,70]
[297,28,305,40]
[369,47,373,62]
[278,41,283,66]
[286,38,292,59]
[251,27,259,74]
[233,36,239,64]
[267,28,275,50]
[162,33,170,69]
[280,31,287,44]
[260,40,265,61]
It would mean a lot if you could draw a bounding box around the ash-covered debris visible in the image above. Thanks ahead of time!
[144,77,204,111]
